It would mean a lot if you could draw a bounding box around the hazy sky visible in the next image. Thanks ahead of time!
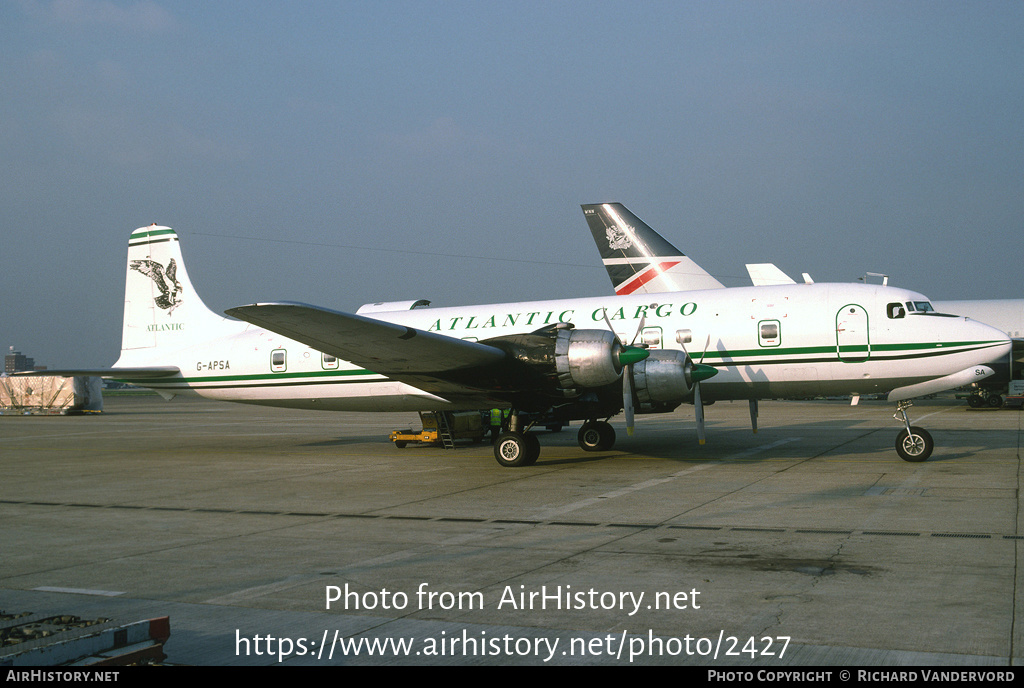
[3,1,1022,368]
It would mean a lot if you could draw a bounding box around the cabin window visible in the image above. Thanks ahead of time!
[322,353,339,370]
[887,303,906,319]
[758,320,781,347]
[640,327,663,349]
[271,349,287,372]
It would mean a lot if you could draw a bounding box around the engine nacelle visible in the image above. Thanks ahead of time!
[481,324,632,397]
[632,349,693,407]
[553,328,625,390]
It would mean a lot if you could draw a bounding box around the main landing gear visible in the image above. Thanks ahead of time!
[967,391,1004,408]
[577,420,616,452]
[492,414,618,467]
[493,430,541,468]
[893,400,933,462]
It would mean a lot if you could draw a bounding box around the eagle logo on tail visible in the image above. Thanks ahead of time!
[130,258,183,313]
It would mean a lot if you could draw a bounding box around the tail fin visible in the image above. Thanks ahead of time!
[581,203,725,294]
[118,225,238,361]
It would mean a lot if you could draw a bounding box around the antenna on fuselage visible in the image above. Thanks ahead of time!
[858,272,890,286]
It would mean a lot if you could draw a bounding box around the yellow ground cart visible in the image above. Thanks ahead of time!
[390,411,488,448]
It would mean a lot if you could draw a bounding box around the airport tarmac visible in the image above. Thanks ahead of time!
[1,394,1022,666]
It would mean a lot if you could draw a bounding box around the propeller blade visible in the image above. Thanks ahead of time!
[630,312,647,346]
[624,366,635,436]
[677,331,716,446]
[695,380,706,445]
[618,342,645,437]
[601,307,649,438]
[600,308,618,340]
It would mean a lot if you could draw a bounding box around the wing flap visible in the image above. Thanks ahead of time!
[225,302,507,374]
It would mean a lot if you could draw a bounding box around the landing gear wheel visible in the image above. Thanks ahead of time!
[895,426,933,462]
[493,431,540,467]
[967,395,985,408]
[525,433,540,464]
[578,421,616,452]
[988,395,1004,408]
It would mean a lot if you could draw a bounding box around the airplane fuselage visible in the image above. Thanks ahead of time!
[114,282,1009,412]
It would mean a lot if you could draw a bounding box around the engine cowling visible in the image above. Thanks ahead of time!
[630,349,718,412]
[553,328,626,390]
[631,349,693,409]
[482,324,646,397]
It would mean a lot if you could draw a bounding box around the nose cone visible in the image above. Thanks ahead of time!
[970,318,1013,363]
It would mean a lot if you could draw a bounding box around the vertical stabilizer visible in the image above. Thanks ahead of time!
[581,203,725,294]
[119,225,237,357]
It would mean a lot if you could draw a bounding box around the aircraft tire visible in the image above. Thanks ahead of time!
[967,396,985,408]
[494,431,539,467]
[578,421,615,452]
[525,433,540,464]
[988,395,1004,408]
[895,426,933,462]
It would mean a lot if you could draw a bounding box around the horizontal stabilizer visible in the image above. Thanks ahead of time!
[225,302,507,374]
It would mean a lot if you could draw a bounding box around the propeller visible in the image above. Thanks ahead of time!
[602,308,651,436]
[677,331,718,444]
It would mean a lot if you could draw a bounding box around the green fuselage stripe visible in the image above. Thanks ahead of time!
[118,339,1003,390]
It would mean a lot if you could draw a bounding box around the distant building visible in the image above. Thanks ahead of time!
[5,348,36,374]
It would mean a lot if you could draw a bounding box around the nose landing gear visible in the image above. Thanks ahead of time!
[893,400,933,462]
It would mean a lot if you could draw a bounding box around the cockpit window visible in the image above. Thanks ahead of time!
[887,303,906,319]
[905,301,935,313]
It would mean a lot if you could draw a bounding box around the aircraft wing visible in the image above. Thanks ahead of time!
[225,302,507,374]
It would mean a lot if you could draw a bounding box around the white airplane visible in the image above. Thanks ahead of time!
[743,265,1024,342]
[583,202,1022,344]
[583,203,1013,454]
[22,218,1011,466]
[731,237,1023,408]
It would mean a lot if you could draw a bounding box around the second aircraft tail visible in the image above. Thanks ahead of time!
[581,203,725,294]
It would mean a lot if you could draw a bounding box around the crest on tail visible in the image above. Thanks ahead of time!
[606,225,632,251]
